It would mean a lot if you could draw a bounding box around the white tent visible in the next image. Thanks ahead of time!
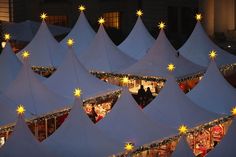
[4,61,70,117]
[122,29,204,78]
[2,20,70,42]
[207,119,236,156]
[179,22,236,67]
[97,88,175,146]
[43,97,122,157]
[0,115,54,157]
[118,16,155,60]
[17,21,67,67]
[171,136,195,157]
[44,46,120,100]
[0,42,21,92]
[144,75,219,129]
[60,11,95,57]
[187,60,236,114]
[79,24,136,73]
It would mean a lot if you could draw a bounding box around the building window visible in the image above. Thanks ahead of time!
[103,12,120,29]
[0,0,13,22]
[46,15,68,26]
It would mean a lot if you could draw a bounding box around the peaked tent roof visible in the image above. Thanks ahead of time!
[43,98,122,157]
[0,42,21,92]
[172,136,195,157]
[179,22,236,67]
[0,115,54,157]
[187,60,236,114]
[118,16,155,60]
[4,61,70,117]
[44,47,120,100]
[97,88,175,146]
[17,21,67,67]
[60,11,95,57]
[79,25,136,73]
[144,75,219,129]
[207,119,236,157]
[122,29,204,78]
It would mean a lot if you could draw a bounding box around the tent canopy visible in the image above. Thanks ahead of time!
[172,136,195,157]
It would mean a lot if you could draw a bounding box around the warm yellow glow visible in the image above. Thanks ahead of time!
[98,17,105,24]
[231,107,236,116]
[67,38,74,47]
[167,63,175,72]
[74,88,82,97]
[195,13,202,21]
[209,50,217,60]
[122,77,129,83]
[4,33,11,41]
[22,51,30,59]
[40,13,47,20]
[16,105,25,115]
[178,125,188,134]
[1,42,6,48]
[158,22,166,29]
[136,10,143,17]
[124,143,134,151]
[79,5,86,11]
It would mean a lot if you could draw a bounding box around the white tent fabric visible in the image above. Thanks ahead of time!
[118,16,155,60]
[0,115,54,157]
[2,20,70,42]
[4,61,70,117]
[0,42,21,92]
[97,88,175,146]
[171,136,195,157]
[207,119,236,157]
[43,98,122,157]
[179,22,236,67]
[144,75,219,129]
[187,60,236,114]
[79,25,136,73]
[44,47,120,100]
[17,21,67,67]
[122,30,204,78]
[60,11,95,57]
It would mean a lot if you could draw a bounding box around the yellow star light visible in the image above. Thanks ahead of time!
[195,13,202,21]
[209,50,217,60]
[22,51,30,59]
[124,143,134,151]
[231,107,236,116]
[136,10,143,17]
[67,38,74,47]
[158,22,166,30]
[16,105,25,115]
[98,17,105,24]
[79,5,86,11]
[4,33,11,41]
[178,125,188,134]
[167,63,175,72]
[40,12,47,20]
[74,88,82,97]
[122,77,129,83]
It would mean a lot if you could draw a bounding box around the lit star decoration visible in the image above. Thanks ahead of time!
[79,5,85,11]
[122,77,129,83]
[158,21,166,29]
[22,51,30,59]
[209,50,217,60]
[98,17,105,24]
[167,63,175,72]
[178,125,188,134]
[231,107,236,116]
[136,10,143,16]
[124,142,134,151]
[74,88,82,97]
[4,33,11,41]
[40,13,47,20]
[16,105,25,115]
[67,38,74,47]
[195,13,202,21]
